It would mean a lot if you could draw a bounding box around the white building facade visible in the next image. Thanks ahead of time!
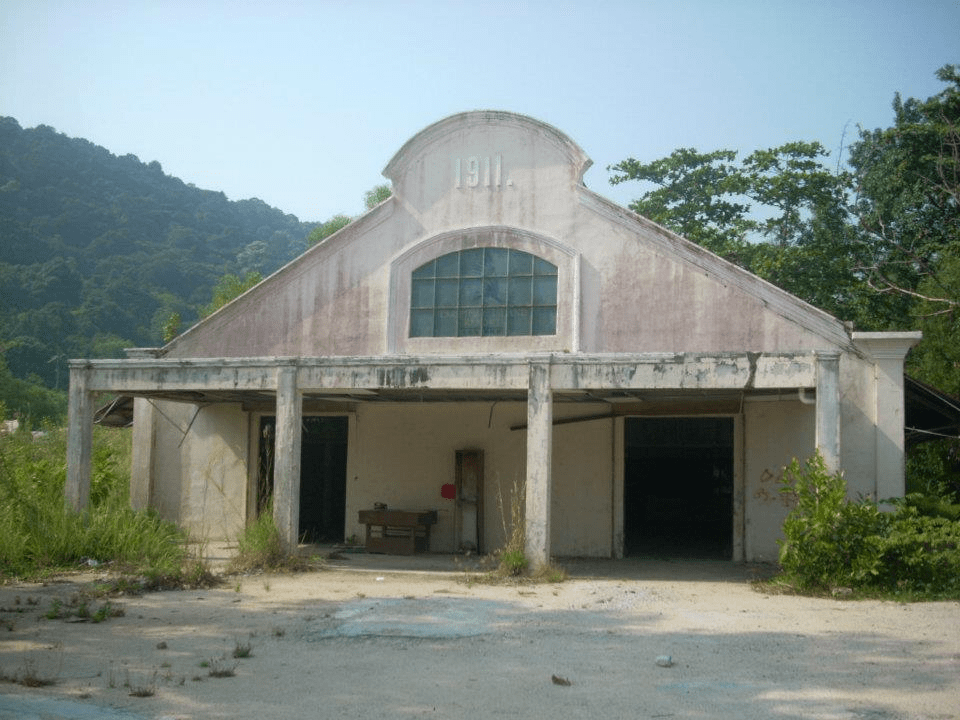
[67,112,920,565]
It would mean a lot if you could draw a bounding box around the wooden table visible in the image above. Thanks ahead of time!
[358,509,438,555]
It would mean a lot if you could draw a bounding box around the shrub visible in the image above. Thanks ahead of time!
[778,452,888,590]
[874,506,960,594]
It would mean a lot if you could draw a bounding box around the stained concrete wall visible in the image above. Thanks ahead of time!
[164,112,848,363]
[146,400,249,542]
[344,402,614,557]
[743,398,816,562]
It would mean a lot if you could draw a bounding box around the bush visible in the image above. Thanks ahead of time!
[777,451,960,598]
[874,506,960,594]
[778,452,888,590]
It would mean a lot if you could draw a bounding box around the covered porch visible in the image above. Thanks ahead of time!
[67,351,839,566]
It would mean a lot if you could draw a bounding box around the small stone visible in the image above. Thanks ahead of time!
[655,655,673,667]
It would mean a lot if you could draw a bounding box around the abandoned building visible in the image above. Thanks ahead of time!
[66,110,922,565]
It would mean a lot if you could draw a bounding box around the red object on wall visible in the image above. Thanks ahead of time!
[441,483,456,500]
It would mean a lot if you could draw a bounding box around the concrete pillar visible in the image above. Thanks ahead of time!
[851,332,921,502]
[273,364,302,551]
[65,364,93,511]
[815,352,841,474]
[525,361,553,567]
[129,397,156,510]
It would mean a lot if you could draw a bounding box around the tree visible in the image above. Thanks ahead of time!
[848,64,960,321]
[306,215,351,246]
[609,141,872,323]
[200,271,262,318]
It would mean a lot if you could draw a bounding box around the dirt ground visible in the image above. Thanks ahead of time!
[1,549,958,720]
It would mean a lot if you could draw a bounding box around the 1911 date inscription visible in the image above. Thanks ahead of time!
[454,155,510,189]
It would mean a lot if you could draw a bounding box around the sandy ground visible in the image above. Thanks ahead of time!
[1,549,959,720]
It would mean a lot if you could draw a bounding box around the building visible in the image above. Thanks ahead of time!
[66,111,921,565]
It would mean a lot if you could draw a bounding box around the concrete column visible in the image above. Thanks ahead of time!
[273,364,302,551]
[872,353,908,501]
[815,352,841,474]
[65,364,93,511]
[129,397,156,510]
[851,332,921,502]
[525,361,553,568]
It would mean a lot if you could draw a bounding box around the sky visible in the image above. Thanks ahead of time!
[1,0,958,223]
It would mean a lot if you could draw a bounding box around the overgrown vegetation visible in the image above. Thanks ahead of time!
[460,474,567,585]
[0,419,207,585]
[774,451,960,599]
[227,506,309,574]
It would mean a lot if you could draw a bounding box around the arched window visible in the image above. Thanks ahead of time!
[410,248,558,337]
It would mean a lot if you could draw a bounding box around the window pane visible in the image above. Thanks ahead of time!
[534,257,557,276]
[509,250,533,275]
[507,307,531,336]
[410,309,434,337]
[509,276,532,305]
[437,278,459,307]
[483,307,506,335]
[412,260,436,280]
[485,248,510,276]
[437,253,460,278]
[460,248,484,277]
[436,309,457,336]
[532,307,556,335]
[459,278,483,306]
[459,308,481,336]
[411,278,434,308]
[483,278,507,306]
[533,275,557,305]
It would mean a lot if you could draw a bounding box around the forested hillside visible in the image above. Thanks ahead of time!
[0,117,318,393]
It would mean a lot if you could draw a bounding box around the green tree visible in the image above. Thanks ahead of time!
[609,141,872,323]
[306,215,351,246]
[200,271,262,318]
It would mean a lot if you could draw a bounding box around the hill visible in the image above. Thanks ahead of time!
[0,117,318,392]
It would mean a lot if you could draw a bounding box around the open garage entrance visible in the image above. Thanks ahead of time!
[624,417,734,559]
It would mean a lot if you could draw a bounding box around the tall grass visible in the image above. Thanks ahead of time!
[0,424,200,583]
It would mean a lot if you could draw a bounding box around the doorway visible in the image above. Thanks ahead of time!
[624,417,733,559]
[257,416,348,542]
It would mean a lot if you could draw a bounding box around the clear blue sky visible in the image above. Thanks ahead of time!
[2,0,958,222]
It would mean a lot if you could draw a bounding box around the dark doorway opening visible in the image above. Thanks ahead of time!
[624,417,733,559]
[257,416,348,543]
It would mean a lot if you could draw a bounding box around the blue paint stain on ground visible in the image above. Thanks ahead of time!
[0,693,147,720]
[312,597,521,639]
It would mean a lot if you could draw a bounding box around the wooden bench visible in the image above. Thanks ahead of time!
[358,509,438,555]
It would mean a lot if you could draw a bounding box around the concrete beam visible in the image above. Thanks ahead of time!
[72,352,820,395]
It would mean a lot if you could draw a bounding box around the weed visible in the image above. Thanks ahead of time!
[15,659,56,688]
[232,640,253,659]
[126,670,157,697]
[227,507,307,574]
[206,656,238,678]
